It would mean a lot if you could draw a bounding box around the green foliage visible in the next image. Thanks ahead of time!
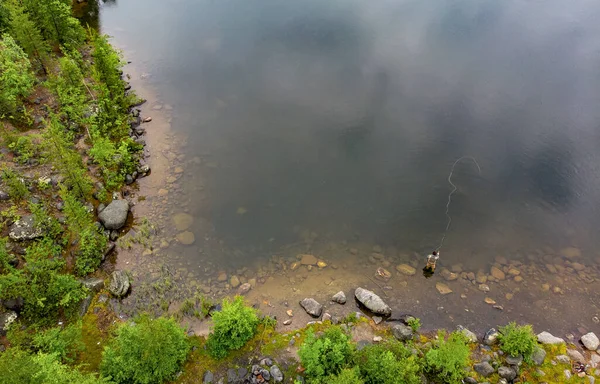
[298,326,354,381]
[0,237,88,323]
[29,202,64,241]
[206,296,259,359]
[356,342,422,384]
[4,0,50,74]
[424,331,470,384]
[60,187,107,275]
[0,348,108,384]
[1,167,28,200]
[0,237,13,271]
[101,315,190,384]
[32,322,84,364]
[42,115,92,197]
[21,0,85,50]
[407,317,421,333]
[91,33,125,105]
[498,322,537,361]
[47,53,88,124]
[0,34,35,115]
[328,367,364,384]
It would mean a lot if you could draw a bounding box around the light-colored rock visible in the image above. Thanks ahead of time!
[299,254,318,265]
[582,332,600,351]
[556,355,571,364]
[458,326,477,343]
[491,266,506,280]
[484,297,496,305]
[317,260,327,268]
[238,283,251,295]
[373,336,383,342]
[396,264,416,276]
[98,200,130,230]
[507,267,521,276]
[478,284,490,292]
[176,231,195,245]
[9,215,44,241]
[567,349,585,362]
[436,282,453,295]
[590,353,600,368]
[172,213,194,231]
[354,287,391,315]
[538,331,565,345]
[332,291,346,304]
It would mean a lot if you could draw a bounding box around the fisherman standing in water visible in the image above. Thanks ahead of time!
[423,251,439,278]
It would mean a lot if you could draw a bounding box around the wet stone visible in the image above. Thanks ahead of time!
[172,213,194,231]
[436,282,452,295]
[299,254,318,265]
[354,287,391,315]
[230,275,240,288]
[491,266,505,280]
[396,264,416,276]
[108,270,130,298]
[176,231,195,245]
[300,298,323,317]
[98,200,130,230]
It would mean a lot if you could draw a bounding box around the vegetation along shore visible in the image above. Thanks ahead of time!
[0,1,599,383]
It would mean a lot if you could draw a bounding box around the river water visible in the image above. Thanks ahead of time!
[91,0,600,334]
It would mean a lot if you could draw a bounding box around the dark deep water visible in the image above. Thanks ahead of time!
[96,0,600,267]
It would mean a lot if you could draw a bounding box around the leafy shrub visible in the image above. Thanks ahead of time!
[101,315,189,384]
[498,322,537,360]
[206,296,259,358]
[32,322,84,364]
[328,367,364,384]
[425,331,470,384]
[407,317,421,333]
[356,341,422,384]
[0,348,107,384]
[0,33,35,115]
[0,238,88,324]
[298,326,354,381]
[8,136,36,164]
[1,167,28,200]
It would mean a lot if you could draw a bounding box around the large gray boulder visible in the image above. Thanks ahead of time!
[98,200,130,230]
[300,298,323,317]
[332,291,347,304]
[109,270,130,298]
[354,287,391,316]
[9,215,43,241]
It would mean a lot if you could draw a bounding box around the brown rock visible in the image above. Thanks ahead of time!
[396,264,416,276]
[300,254,318,265]
[561,247,581,259]
[491,266,506,280]
[436,282,453,295]
[176,231,195,245]
[172,213,194,231]
[217,272,227,282]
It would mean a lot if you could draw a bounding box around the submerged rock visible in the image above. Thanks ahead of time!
[300,254,318,265]
[176,231,195,245]
[396,264,416,276]
[354,287,391,316]
[172,213,194,231]
[332,291,347,304]
[9,215,43,241]
[300,298,323,317]
[435,282,453,295]
[98,200,130,230]
[109,270,130,298]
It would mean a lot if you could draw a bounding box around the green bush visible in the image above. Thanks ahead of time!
[356,342,422,384]
[328,367,364,384]
[1,167,28,200]
[0,348,107,384]
[425,331,470,384]
[206,296,259,359]
[0,33,35,115]
[32,322,84,364]
[407,317,421,333]
[101,315,189,384]
[298,326,354,381]
[498,322,537,361]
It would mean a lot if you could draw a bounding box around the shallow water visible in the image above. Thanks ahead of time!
[93,0,600,333]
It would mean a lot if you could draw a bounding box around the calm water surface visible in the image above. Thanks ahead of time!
[98,0,600,268]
